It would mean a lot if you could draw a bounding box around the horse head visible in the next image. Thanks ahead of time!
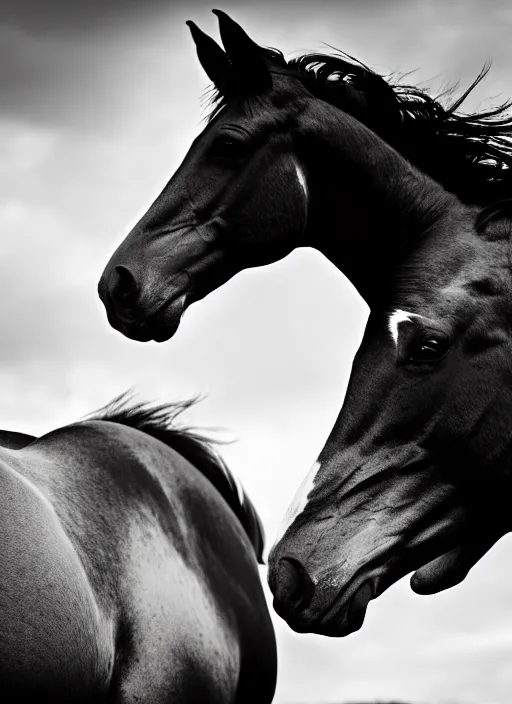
[98,11,311,342]
[268,211,512,635]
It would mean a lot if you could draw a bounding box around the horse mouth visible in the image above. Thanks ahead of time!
[271,496,467,638]
[319,580,374,636]
[112,291,190,343]
[274,579,375,638]
[148,292,189,342]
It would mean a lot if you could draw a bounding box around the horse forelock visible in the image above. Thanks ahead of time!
[87,393,265,563]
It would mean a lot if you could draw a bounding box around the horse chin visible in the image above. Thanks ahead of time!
[409,529,502,596]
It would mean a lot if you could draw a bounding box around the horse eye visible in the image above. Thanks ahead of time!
[408,336,450,364]
[210,135,248,161]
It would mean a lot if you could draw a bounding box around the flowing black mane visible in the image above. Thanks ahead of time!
[89,393,265,563]
[208,45,512,206]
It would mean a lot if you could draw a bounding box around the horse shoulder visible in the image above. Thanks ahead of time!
[0,455,114,702]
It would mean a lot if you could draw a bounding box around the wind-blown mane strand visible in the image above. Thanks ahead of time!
[88,393,265,563]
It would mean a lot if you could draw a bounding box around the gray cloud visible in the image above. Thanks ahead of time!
[0,0,171,32]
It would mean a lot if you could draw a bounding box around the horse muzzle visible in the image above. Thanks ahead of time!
[98,262,192,343]
[268,453,468,637]
[269,554,376,637]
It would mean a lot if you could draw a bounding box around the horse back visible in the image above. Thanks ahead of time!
[0,454,114,702]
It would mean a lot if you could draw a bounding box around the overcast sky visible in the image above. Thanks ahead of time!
[2,1,512,702]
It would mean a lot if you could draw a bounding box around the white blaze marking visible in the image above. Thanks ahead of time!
[294,162,308,202]
[273,461,320,544]
[388,309,420,345]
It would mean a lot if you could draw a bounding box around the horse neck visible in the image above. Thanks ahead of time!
[298,102,475,304]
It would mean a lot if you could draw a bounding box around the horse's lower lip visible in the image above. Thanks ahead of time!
[344,580,374,632]
[150,323,180,343]
[147,292,188,342]
[114,292,188,343]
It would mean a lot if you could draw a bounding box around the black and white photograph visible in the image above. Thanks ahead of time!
[1,0,511,701]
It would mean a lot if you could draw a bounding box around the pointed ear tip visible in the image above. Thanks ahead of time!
[186,20,204,39]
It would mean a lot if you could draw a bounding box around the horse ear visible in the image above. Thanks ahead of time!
[186,20,232,89]
[212,9,273,92]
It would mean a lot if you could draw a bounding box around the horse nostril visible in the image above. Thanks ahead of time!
[275,557,315,613]
[113,265,139,305]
